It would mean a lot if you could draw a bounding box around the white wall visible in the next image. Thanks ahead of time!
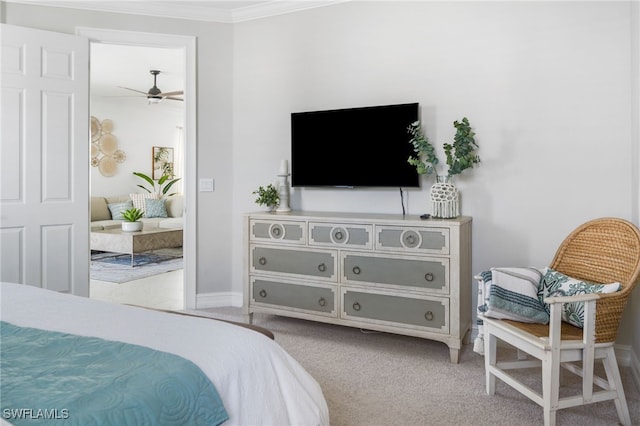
[629,0,640,364]
[231,1,637,344]
[90,99,183,197]
[3,1,638,350]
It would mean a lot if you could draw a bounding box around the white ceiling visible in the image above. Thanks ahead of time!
[91,43,184,105]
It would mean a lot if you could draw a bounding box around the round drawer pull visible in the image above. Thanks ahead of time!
[318,263,327,272]
[352,266,361,275]
[318,297,326,307]
[259,289,267,298]
[424,311,434,321]
[269,224,285,239]
[353,302,361,312]
[258,257,267,266]
[330,227,349,244]
[424,272,434,282]
[401,230,421,248]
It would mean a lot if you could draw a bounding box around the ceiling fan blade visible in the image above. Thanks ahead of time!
[165,97,184,101]
[160,91,184,97]
[117,86,148,96]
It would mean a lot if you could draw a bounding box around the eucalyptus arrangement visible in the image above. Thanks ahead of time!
[133,171,181,198]
[252,184,280,210]
[408,117,481,219]
[407,117,480,179]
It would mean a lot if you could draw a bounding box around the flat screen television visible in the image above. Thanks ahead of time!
[291,102,420,188]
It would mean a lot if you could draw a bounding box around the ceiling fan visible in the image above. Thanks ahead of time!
[118,70,183,103]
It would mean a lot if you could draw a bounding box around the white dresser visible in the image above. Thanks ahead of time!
[243,211,472,363]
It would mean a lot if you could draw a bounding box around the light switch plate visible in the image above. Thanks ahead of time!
[199,178,214,192]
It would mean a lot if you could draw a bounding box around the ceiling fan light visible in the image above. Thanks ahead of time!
[148,96,162,104]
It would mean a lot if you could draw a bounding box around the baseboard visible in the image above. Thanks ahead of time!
[196,291,243,309]
[628,347,640,393]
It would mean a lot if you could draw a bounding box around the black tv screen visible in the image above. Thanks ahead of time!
[291,103,420,188]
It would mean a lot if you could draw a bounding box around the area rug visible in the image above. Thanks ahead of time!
[90,249,183,284]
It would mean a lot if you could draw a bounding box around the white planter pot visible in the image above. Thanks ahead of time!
[122,221,143,232]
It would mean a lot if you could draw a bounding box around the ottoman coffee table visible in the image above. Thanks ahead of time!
[91,227,183,267]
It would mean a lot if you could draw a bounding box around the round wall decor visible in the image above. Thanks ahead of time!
[90,116,125,176]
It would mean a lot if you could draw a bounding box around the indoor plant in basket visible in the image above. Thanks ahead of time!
[121,207,144,232]
[407,117,480,218]
[252,184,280,211]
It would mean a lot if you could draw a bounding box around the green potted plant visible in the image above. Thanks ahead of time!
[407,117,480,218]
[133,171,181,198]
[252,184,280,211]
[121,207,144,232]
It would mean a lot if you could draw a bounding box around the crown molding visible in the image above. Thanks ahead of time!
[232,1,348,22]
[3,0,349,23]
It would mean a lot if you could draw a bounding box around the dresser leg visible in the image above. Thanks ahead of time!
[244,312,254,325]
[449,347,460,364]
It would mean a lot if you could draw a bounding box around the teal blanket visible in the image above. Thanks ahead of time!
[0,321,228,425]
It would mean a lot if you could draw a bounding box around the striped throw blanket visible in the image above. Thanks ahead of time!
[474,267,548,354]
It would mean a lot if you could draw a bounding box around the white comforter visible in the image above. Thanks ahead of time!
[0,282,329,426]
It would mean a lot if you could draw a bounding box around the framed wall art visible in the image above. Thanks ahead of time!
[152,146,174,179]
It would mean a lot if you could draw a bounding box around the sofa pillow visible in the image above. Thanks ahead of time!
[107,200,133,220]
[539,267,621,328]
[145,198,168,218]
[91,196,111,221]
[165,195,183,218]
[130,193,156,212]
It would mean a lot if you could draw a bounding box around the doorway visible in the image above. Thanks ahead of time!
[79,28,197,309]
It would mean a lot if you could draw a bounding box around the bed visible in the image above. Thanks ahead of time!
[0,282,329,425]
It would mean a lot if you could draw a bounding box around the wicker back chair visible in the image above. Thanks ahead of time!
[550,218,640,343]
[482,217,640,426]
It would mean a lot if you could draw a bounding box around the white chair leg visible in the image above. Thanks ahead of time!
[602,347,631,426]
[542,353,560,426]
[484,328,497,395]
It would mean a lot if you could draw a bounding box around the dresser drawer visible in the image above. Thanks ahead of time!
[250,219,306,245]
[309,222,373,250]
[251,278,337,317]
[251,245,337,281]
[342,287,448,333]
[376,226,449,255]
[341,252,449,293]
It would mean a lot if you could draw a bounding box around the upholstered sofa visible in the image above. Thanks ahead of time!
[91,194,183,231]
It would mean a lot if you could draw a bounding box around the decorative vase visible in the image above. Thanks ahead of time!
[430,175,460,218]
[122,221,143,232]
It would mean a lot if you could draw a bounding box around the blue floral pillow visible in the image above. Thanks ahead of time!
[107,201,133,220]
[144,198,168,218]
[539,268,621,328]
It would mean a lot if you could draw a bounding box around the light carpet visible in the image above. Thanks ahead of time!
[90,248,183,283]
[197,308,640,426]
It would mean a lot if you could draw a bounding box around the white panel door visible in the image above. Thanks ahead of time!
[0,24,89,296]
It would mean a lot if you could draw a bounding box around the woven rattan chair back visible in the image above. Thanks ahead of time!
[549,217,640,343]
